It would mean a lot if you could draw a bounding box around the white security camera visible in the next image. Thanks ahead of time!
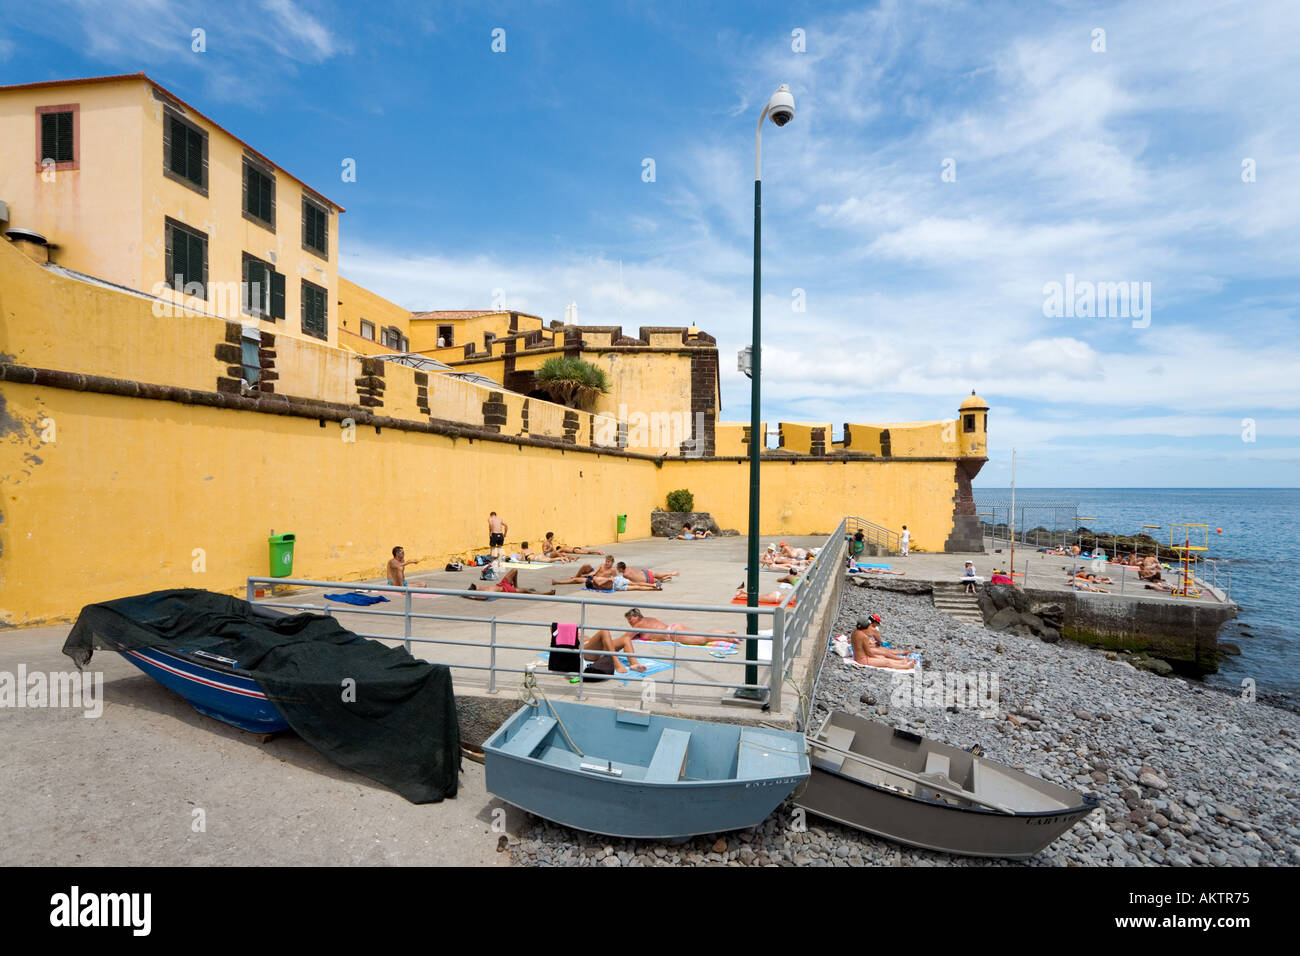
[767,84,795,127]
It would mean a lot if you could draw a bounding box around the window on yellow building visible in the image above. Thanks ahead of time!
[437,324,454,346]
[963,414,976,433]
[360,319,375,340]
[302,196,329,258]
[165,217,207,299]
[242,253,285,320]
[301,279,328,340]
[163,109,208,195]
[37,105,77,169]
[242,156,275,231]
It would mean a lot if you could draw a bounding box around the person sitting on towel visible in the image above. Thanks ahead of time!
[543,532,604,557]
[616,562,680,585]
[676,522,713,539]
[387,546,419,586]
[581,629,647,674]
[465,570,555,599]
[518,541,574,564]
[621,608,736,646]
[850,615,916,670]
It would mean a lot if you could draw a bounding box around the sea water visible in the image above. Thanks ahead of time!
[973,488,1299,705]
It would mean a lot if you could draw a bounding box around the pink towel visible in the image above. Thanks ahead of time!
[552,622,579,647]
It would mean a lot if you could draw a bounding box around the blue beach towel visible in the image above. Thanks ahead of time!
[324,592,392,606]
[537,651,674,684]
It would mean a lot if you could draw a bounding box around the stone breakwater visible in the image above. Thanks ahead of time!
[507,579,1300,867]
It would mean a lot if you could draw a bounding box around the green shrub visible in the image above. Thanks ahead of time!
[666,489,694,513]
[535,356,610,409]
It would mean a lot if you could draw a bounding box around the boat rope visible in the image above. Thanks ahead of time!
[518,667,585,758]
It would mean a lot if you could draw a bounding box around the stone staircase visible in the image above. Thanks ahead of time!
[931,582,985,626]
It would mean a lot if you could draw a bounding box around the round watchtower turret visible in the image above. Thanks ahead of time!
[957,390,988,457]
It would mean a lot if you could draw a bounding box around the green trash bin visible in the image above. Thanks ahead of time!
[269,532,296,578]
[616,514,627,534]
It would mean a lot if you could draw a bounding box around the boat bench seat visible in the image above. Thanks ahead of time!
[645,728,691,782]
[923,752,952,780]
[811,726,857,772]
[499,716,557,757]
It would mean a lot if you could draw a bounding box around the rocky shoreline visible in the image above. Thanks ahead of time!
[507,577,1300,867]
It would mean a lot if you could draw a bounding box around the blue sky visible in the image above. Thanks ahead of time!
[3,0,1297,487]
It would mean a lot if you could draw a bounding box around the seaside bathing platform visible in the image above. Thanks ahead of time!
[248,533,841,741]
[858,549,1238,673]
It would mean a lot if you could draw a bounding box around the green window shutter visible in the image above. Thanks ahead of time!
[169,225,185,289]
[186,129,203,185]
[168,117,187,176]
[40,112,74,163]
[243,258,265,314]
[163,114,173,175]
[58,112,73,161]
[165,225,175,288]
[41,113,55,160]
[271,270,286,320]
[242,164,250,216]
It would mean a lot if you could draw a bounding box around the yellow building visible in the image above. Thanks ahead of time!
[0,74,991,628]
[0,73,344,355]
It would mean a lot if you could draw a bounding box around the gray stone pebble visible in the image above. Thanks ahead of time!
[508,581,1300,867]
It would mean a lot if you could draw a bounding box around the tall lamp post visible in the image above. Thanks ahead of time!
[739,84,796,702]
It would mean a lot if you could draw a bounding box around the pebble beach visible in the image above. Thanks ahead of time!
[508,578,1300,867]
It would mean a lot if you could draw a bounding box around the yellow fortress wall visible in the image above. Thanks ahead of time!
[1,229,988,627]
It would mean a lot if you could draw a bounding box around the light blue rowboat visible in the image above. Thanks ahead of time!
[484,701,809,840]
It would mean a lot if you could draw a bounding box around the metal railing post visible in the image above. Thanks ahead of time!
[403,588,412,654]
[771,605,785,711]
[246,578,256,604]
[488,616,498,694]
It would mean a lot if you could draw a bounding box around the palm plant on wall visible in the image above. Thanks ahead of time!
[535,356,610,409]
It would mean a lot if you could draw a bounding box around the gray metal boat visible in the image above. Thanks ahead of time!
[484,700,809,840]
[795,711,1098,858]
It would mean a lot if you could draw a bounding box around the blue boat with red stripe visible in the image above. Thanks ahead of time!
[113,642,289,734]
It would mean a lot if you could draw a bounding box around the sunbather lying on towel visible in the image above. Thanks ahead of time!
[851,615,916,670]
[616,562,679,585]
[589,572,662,592]
[582,629,646,674]
[517,541,574,563]
[734,582,791,604]
[464,570,556,599]
[777,541,812,560]
[760,545,808,571]
[1144,581,1177,592]
[543,532,603,557]
[621,608,736,645]
[1071,580,1110,592]
[552,556,616,587]
[1068,571,1112,584]
[676,522,713,539]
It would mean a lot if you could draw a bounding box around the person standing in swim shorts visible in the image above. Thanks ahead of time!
[488,511,507,559]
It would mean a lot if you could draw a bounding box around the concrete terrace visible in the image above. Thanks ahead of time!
[0,531,838,866]
[254,533,834,736]
[870,550,1234,606]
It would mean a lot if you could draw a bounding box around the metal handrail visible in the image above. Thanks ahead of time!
[246,575,784,706]
[247,518,850,712]
[845,515,900,554]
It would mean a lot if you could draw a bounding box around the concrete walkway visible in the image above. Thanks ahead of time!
[0,624,528,865]
[0,532,829,866]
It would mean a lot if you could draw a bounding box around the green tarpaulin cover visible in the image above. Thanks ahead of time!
[64,589,460,803]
